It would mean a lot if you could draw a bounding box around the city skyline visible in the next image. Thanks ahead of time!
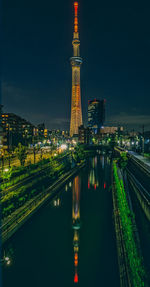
[1,0,150,131]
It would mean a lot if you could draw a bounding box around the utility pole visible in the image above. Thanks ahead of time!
[142,125,144,156]
[8,124,12,168]
[1,151,4,171]
[32,135,36,164]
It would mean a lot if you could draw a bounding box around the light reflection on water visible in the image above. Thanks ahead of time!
[88,156,107,190]
[72,176,80,284]
[2,155,120,287]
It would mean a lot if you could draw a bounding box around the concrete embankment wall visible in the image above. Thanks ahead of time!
[112,171,131,287]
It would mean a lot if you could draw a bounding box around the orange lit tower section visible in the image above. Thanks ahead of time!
[72,176,81,284]
[70,2,83,137]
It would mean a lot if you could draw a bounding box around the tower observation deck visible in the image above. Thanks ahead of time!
[70,2,83,137]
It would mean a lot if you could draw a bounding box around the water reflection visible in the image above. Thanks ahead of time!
[53,197,61,207]
[72,176,80,284]
[2,246,14,268]
[65,181,72,192]
[101,156,105,169]
[88,156,99,190]
[2,156,119,287]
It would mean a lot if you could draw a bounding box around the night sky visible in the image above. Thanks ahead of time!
[2,0,150,131]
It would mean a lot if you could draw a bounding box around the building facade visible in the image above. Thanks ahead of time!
[88,99,105,133]
[78,125,90,145]
[100,126,123,135]
[0,105,3,154]
[70,2,83,137]
[1,113,35,149]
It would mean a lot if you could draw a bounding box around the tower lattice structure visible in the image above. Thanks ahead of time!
[70,2,83,137]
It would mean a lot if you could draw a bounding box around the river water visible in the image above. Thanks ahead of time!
[2,155,120,287]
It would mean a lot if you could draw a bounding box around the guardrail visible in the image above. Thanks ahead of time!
[127,169,150,222]
[115,146,150,177]
[128,154,150,177]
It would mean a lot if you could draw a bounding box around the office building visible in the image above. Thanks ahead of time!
[88,99,105,133]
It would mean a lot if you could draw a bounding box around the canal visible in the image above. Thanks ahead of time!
[2,155,120,287]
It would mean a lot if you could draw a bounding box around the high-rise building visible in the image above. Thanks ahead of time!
[1,113,35,149]
[70,2,83,137]
[78,125,90,145]
[88,99,105,133]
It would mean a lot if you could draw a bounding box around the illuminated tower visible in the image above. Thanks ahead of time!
[70,2,83,137]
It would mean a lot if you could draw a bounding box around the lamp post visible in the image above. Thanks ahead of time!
[1,151,4,171]
[7,123,13,168]
[32,135,36,164]
[142,125,145,156]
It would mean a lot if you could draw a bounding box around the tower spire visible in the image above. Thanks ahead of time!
[73,2,79,39]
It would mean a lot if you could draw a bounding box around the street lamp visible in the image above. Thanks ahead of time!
[0,255,11,266]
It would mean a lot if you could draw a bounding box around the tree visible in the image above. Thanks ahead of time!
[73,144,86,163]
[33,145,40,164]
[15,143,27,166]
[1,167,12,186]
[117,152,128,170]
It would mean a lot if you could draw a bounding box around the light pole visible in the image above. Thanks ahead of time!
[142,125,145,156]
[1,151,4,171]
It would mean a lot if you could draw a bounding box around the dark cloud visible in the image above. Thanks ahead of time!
[2,81,70,129]
[107,113,150,130]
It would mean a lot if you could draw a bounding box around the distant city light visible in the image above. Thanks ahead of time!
[72,140,77,145]
[4,256,11,266]
[61,144,67,150]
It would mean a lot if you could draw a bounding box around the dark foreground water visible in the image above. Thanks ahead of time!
[2,156,119,287]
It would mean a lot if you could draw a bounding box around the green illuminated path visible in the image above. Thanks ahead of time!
[2,156,119,287]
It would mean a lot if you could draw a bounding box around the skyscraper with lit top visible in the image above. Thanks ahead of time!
[70,2,83,137]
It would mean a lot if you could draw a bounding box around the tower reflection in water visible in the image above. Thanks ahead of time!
[72,176,81,284]
[88,156,99,190]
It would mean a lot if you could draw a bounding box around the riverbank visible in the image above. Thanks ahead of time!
[112,161,146,287]
[112,168,130,287]
[1,162,86,244]
[1,152,72,219]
